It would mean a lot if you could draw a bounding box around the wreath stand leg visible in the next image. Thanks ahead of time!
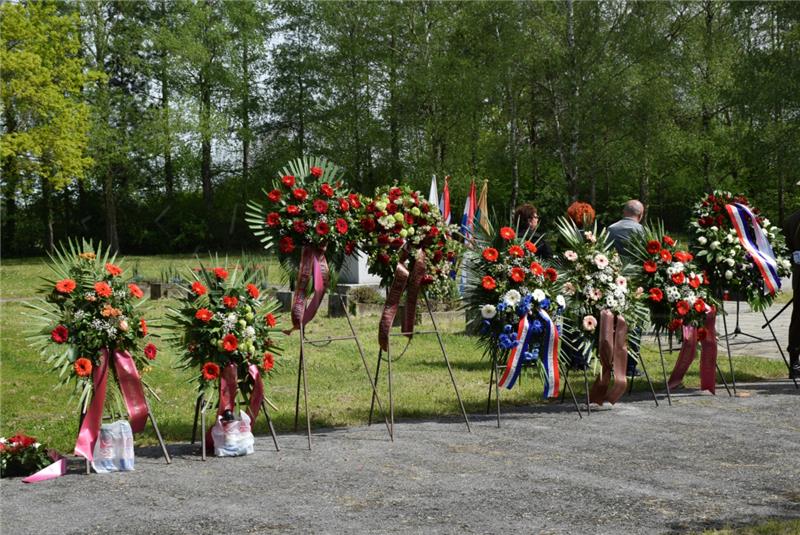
[561,343,593,416]
[720,299,769,344]
[759,310,799,390]
[294,294,392,449]
[720,306,738,395]
[655,332,673,406]
[635,350,659,407]
[483,356,500,427]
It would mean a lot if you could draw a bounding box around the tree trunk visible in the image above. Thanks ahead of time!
[508,85,520,217]
[701,1,714,191]
[2,102,18,254]
[566,0,580,201]
[389,31,400,180]
[242,39,250,202]
[41,176,55,253]
[200,73,213,224]
[297,77,305,156]
[103,166,119,251]
[160,0,174,197]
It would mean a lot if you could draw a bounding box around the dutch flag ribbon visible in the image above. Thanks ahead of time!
[725,203,781,295]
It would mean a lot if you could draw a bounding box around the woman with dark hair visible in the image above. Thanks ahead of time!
[513,203,553,260]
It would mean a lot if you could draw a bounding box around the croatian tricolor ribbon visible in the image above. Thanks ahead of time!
[668,307,718,393]
[725,203,781,295]
[538,310,560,399]
[290,246,329,331]
[498,315,531,390]
[75,349,148,461]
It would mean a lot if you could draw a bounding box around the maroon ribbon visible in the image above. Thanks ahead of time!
[74,349,148,461]
[290,246,329,331]
[379,249,426,352]
[668,308,718,393]
[588,310,629,405]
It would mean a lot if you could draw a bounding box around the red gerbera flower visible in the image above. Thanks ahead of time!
[313,199,329,214]
[544,267,558,282]
[660,249,673,263]
[144,343,157,360]
[140,318,148,336]
[674,251,693,263]
[262,352,275,372]
[192,281,207,296]
[267,189,282,202]
[499,227,516,240]
[668,318,683,332]
[335,218,348,234]
[214,267,228,280]
[195,308,213,323]
[94,281,112,298]
[530,262,544,276]
[74,357,93,377]
[279,236,296,254]
[482,248,499,262]
[646,240,661,255]
[292,188,308,201]
[693,298,706,313]
[676,300,690,316]
[524,241,537,254]
[339,198,350,211]
[266,212,281,227]
[481,276,496,290]
[310,166,323,178]
[223,295,239,309]
[510,267,526,283]
[648,288,663,302]
[265,313,277,327]
[348,193,361,208]
[320,182,334,197]
[663,235,675,246]
[247,284,259,299]
[282,175,295,188]
[55,279,77,294]
[316,221,330,235]
[671,272,685,285]
[643,261,658,274]
[508,245,524,258]
[287,205,301,216]
[222,334,238,352]
[293,219,308,233]
[689,276,701,289]
[105,263,122,277]
[202,362,220,381]
[128,283,144,299]
[51,325,69,344]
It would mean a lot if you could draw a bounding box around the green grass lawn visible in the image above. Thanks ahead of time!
[0,256,792,452]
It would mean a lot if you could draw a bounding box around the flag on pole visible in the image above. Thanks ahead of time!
[439,176,451,224]
[460,179,477,240]
[428,175,438,206]
[475,179,489,234]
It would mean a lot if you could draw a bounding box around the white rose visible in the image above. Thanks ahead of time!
[697,236,708,245]
[725,270,734,280]
[480,304,497,319]
[406,227,415,236]
[710,226,718,232]
[725,258,735,267]
[710,241,720,250]
[375,201,387,211]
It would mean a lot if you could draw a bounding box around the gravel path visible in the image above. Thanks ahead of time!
[2,380,799,534]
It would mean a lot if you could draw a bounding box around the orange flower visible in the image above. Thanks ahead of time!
[213,267,228,280]
[510,267,525,283]
[94,281,112,298]
[246,284,260,299]
[128,283,144,298]
[529,262,544,277]
[191,281,207,295]
[195,308,213,323]
[222,334,238,352]
[481,276,496,290]
[74,358,93,377]
[508,245,524,258]
[105,263,122,277]
[482,248,499,262]
[524,241,537,254]
[55,279,77,294]
[101,304,121,317]
[202,362,220,381]
[499,227,516,240]
[263,352,275,372]
[223,295,239,309]
[264,313,277,327]
[139,318,148,336]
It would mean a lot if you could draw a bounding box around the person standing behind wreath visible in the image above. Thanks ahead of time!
[784,200,800,379]
[607,199,646,376]
[513,203,553,260]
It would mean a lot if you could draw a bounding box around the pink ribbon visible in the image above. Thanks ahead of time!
[22,452,67,483]
[74,349,149,461]
[246,364,264,424]
[668,308,718,393]
[290,246,329,331]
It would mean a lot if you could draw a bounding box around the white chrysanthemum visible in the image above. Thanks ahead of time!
[667,262,685,276]
[74,310,86,321]
[665,286,680,303]
[244,326,256,339]
[503,290,521,307]
[532,289,546,302]
[481,304,497,319]
[605,295,618,308]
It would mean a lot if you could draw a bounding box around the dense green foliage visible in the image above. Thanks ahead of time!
[2,1,799,256]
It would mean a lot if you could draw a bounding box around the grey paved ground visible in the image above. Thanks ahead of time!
[2,381,799,535]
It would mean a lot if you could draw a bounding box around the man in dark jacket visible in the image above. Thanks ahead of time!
[784,201,800,379]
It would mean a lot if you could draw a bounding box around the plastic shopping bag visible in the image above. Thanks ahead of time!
[91,420,135,473]
[211,411,254,457]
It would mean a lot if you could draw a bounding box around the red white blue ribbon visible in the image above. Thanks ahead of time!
[498,316,529,389]
[725,203,781,295]
[538,310,560,399]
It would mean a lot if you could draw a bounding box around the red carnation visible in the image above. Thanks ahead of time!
[660,249,673,263]
[223,295,239,309]
[320,183,334,198]
[648,288,663,302]
[202,362,220,381]
[643,261,658,274]
[428,226,440,237]
[405,213,415,225]
[508,245,524,258]
[214,267,228,280]
[671,272,686,285]
[313,199,329,214]
[378,253,391,265]
[693,298,706,313]
[282,175,295,188]
[222,334,238,352]
[377,234,390,245]
[279,236,296,254]
[105,263,123,277]
[510,267,525,283]
[421,274,435,286]
[676,300,690,316]
[524,241,538,254]
[335,218,348,234]
[361,218,376,232]
[266,212,281,227]
[247,284,259,298]
[482,248,499,262]
[265,313,277,327]
[55,278,77,294]
[51,325,69,344]
[310,166,323,178]
[348,193,361,208]
[316,221,330,236]
[499,227,516,240]
[195,308,213,323]
[263,352,275,372]
[389,187,402,198]
[646,240,661,254]
[544,267,558,282]
[192,281,207,295]
[94,281,112,298]
[662,235,675,246]
[386,202,397,214]
[433,250,444,263]
[339,198,350,211]
[128,283,144,299]
[287,205,301,216]
[482,276,497,290]
[292,188,308,201]
[144,343,158,361]
[390,238,404,249]
[530,262,544,277]
[267,189,282,202]
[293,219,308,233]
